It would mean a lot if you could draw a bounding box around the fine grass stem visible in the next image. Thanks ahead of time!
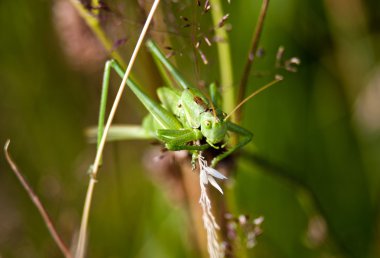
[68,0,126,68]
[210,0,235,122]
[75,1,161,257]
[237,0,270,123]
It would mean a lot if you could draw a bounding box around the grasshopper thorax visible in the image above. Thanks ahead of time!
[200,111,227,147]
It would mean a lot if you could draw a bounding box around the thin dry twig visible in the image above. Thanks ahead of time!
[75,1,161,257]
[237,0,270,123]
[4,140,73,258]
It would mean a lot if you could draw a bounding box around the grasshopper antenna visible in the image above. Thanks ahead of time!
[224,77,283,121]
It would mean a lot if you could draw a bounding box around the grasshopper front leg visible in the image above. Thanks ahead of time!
[211,122,253,167]
[157,128,210,168]
[157,128,209,150]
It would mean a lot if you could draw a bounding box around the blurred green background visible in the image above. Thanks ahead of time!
[1,0,379,257]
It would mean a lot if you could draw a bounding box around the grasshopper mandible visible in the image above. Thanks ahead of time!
[92,40,253,168]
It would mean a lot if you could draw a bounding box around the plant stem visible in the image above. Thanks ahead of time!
[4,140,73,258]
[210,0,235,122]
[236,0,270,123]
[68,0,126,68]
[74,1,161,257]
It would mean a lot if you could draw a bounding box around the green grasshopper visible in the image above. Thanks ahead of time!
[94,40,252,168]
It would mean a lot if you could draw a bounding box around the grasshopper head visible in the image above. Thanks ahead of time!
[200,111,227,147]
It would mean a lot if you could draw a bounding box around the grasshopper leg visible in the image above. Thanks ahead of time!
[146,40,192,90]
[95,60,179,159]
[87,125,153,143]
[157,129,209,151]
[211,122,253,167]
[105,60,183,130]
[157,128,210,169]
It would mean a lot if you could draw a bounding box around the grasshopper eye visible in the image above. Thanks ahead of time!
[204,120,211,128]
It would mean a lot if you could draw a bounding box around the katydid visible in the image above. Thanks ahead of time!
[93,39,253,168]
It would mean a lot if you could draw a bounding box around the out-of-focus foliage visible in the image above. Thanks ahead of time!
[0,0,379,257]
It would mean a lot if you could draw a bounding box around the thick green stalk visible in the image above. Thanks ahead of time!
[210,0,235,123]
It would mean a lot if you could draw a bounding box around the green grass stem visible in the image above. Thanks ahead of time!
[210,0,235,123]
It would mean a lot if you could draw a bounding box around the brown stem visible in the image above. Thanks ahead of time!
[236,0,270,123]
[179,157,209,257]
[180,153,232,257]
[4,140,73,258]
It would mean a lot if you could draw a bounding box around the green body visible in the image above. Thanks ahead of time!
[95,40,252,167]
